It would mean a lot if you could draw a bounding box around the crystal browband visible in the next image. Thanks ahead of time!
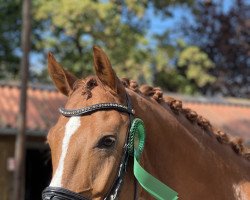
[59,103,135,117]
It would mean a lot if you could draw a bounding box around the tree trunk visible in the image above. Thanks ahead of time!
[13,0,31,199]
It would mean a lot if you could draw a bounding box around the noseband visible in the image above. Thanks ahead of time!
[42,94,136,200]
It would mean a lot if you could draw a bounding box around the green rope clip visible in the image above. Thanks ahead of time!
[129,118,178,200]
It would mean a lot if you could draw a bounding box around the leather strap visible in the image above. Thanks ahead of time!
[59,103,134,117]
[42,187,89,200]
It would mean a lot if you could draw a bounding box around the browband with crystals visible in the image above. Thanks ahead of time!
[59,103,135,117]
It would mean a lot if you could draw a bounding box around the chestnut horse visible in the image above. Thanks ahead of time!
[42,46,250,200]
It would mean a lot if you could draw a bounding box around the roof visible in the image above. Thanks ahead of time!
[169,93,250,146]
[0,84,66,136]
[0,84,249,146]
[185,102,250,143]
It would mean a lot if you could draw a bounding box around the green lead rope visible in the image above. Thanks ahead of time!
[129,118,178,200]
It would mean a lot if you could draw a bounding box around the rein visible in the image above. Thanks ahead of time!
[42,93,178,200]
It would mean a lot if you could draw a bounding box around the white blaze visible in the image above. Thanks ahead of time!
[50,116,81,187]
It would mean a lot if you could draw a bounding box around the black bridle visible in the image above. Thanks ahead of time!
[42,94,137,200]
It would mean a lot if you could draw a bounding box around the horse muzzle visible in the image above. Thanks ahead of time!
[42,187,90,200]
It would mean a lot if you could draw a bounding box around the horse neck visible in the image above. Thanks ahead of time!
[129,90,250,197]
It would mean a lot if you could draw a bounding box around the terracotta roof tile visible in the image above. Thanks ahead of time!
[0,85,66,133]
[0,85,249,146]
[183,101,250,146]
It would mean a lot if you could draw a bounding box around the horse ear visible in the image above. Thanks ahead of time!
[48,52,78,96]
[93,46,118,92]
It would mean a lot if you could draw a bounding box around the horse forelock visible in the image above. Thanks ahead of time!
[72,76,98,100]
[120,78,250,162]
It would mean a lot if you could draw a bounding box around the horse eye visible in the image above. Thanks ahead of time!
[97,136,116,149]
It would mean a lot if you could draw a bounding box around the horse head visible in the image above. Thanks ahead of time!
[42,46,136,200]
[42,46,250,200]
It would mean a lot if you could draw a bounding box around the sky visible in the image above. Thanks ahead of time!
[147,0,234,40]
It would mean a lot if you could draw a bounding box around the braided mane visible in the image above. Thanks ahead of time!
[75,76,250,161]
[120,78,250,162]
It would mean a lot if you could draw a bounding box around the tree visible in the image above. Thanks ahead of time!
[13,0,31,199]
[154,40,215,94]
[32,0,195,85]
[180,0,250,97]
[4,0,213,97]
[32,0,152,82]
[0,0,21,79]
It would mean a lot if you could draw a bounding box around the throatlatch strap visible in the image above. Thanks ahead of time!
[130,118,178,200]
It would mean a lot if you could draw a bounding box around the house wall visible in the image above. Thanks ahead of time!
[0,136,15,200]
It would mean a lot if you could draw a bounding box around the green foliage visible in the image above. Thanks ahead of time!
[31,0,196,87]
[154,41,215,95]
[178,46,215,87]
[32,0,151,82]
[155,69,198,94]
[0,0,21,79]
[2,0,216,96]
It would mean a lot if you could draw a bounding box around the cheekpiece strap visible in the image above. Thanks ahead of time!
[59,102,134,117]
